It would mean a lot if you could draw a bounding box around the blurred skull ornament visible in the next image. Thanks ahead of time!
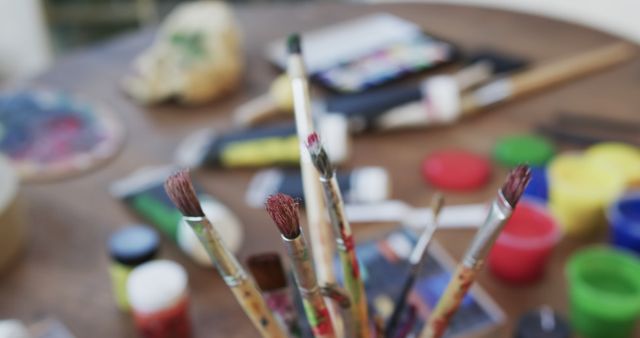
[123,1,243,105]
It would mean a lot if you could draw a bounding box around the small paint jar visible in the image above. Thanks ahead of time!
[522,166,548,202]
[566,247,640,338]
[608,191,640,255]
[108,225,160,310]
[548,154,624,237]
[127,260,192,338]
[488,199,560,284]
[514,307,571,338]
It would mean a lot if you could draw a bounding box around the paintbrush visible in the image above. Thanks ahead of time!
[164,170,288,338]
[247,252,303,338]
[321,283,355,338]
[378,43,635,130]
[305,132,371,338]
[385,193,445,337]
[266,193,337,338]
[419,165,531,338]
[286,34,340,324]
[394,305,418,338]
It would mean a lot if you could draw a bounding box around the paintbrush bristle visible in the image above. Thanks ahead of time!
[501,165,532,207]
[266,193,301,239]
[287,34,301,54]
[164,169,205,217]
[305,132,332,178]
[247,253,288,292]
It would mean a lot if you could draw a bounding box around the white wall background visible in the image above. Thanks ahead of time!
[0,0,638,81]
[370,0,640,43]
[0,0,51,83]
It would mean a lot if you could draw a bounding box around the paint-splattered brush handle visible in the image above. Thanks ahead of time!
[186,218,288,338]
[284,235,336,338]
[419,264,478,338]
[322,176,371,338]
[231,279,289,338]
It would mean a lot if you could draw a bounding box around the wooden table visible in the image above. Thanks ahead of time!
[1,3,639,337]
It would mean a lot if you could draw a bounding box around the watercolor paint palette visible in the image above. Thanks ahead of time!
[0,89,123,182]
[343,229,505,337]
[266,13,458,93]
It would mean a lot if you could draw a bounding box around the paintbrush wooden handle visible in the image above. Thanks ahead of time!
[461,42,634,115]
[419,265,478,338]
[323,177,371,338]
[231,279,289,338]
[510,42,634,97]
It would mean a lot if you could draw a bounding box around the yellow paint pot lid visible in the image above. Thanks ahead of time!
[585,142,640,185]
[549,153,625,201]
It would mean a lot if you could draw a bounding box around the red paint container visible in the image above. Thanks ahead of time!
[488,199,560,284]
[127,260,192,338]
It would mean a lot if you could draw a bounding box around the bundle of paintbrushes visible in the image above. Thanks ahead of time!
[165,170,289,338]
[163,33,532,338]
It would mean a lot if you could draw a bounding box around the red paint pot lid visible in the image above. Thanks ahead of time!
[422,150,491,191]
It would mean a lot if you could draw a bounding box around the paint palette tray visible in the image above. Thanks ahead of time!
[345,229,505,338]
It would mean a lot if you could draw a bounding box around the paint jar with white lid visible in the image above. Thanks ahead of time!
[127,260,192,338]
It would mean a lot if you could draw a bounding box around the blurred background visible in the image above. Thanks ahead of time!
[1,0,640,337]
[1,0,640,82]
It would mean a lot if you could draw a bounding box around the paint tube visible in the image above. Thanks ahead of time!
[110,166,244,266]
[176,114,350,168]
[245,167,390,208]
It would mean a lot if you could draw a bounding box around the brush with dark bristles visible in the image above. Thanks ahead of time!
[385,193,445,338]
[288,34,302,55]
[247,253,302,338]
[165,170,288,338]
[419,165,531,338]
[266,193,336,338]
[306,132,371,338]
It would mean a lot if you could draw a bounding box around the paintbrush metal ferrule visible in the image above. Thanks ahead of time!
[319,175,352,251]
[462,191,512,268]
[184,216,245,285]
[409,222,437,265]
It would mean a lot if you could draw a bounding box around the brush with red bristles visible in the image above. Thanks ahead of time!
[266,193,337,338]
[306,132,371,338]
[418,165,532,338]
[165,170,288,338]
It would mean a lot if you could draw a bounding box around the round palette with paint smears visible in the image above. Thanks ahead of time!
[0,89,124,182]
[422,149,491,191]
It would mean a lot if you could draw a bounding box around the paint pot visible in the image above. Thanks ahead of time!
[608,191,640,255]
[566,247,640,338]
[488,199,560,284]
[127,260,192,338]
[584,142,640,187]
[523,166,548,202]
[421,150,491,191]
[0,154,25,273]
[493,134,555,168]
[107,225,160,311]
[245,167,390,208]
[513,307,571,338]
[548,154,625,237]
[175,114,349,169]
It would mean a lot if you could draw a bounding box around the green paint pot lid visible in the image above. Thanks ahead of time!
[494,135,555,167]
